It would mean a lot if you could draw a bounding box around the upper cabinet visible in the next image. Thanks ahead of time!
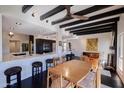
[36,39,56,54]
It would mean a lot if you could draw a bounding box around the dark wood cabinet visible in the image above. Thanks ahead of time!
[36,39,55,54]
[29,35,34,44]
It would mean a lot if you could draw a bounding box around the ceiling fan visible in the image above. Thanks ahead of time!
[54,5,89,22]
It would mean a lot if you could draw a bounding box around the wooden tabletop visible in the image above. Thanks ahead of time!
[48,60,92,84]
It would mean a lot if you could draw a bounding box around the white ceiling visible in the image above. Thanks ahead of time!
[1,5,58,35]
[0,5,124,36]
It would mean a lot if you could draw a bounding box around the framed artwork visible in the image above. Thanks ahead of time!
[86,38,98,51]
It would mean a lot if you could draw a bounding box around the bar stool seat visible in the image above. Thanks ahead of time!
[4,66,22,76]
[32,61,42,76]
[32,62,42,68]
[4,66,22,88]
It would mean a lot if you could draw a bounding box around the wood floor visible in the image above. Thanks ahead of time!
[101,69,124,88]
[6,69,124,88]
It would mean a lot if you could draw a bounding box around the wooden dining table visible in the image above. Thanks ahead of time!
[48,60,92,85]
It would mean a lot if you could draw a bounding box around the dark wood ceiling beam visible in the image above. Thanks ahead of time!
[76,29,112,36]
[22,5,33,13]
[73,26,113,34]
[75,28,113,36]
[65,17,120,31]
[40,5,73,21]
[75,5,112,15]
[70,23,114,33]
[60,7,124,28]
[52,5,112,25]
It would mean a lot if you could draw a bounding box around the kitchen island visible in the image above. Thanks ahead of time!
[0,52,68,87]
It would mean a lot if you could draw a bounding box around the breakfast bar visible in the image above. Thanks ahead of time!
[0,52,67,87]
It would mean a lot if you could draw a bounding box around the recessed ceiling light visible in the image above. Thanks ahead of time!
[16,22,22,25]
[8,32,14,38]
[32,12,35,17]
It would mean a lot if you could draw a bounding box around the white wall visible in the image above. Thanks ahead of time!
[0,14,2,62]
[2,31,29,56]
[68,32,112,60]
[117,13,124,84]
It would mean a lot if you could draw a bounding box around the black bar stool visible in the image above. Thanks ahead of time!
[46,58,54,70]
[4,66,22,88]
[32,61,42,76]
[71,53,75,60]
[66,54,70,61]
[66,53,75,61]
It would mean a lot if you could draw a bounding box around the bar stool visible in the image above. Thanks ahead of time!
[66,53,75,61]
[46,58,54,70]
[71,53,75,60]
[32,61,42,76]
[66,54,70,61]
[4,66,22,88]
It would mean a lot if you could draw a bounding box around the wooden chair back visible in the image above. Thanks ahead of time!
[53,57,60,66]
[76,62,101,88]
[80,55,89,62]
[47,69,71,88]
[61,56,66,63]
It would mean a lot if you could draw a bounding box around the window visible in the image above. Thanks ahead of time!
[118,33,124,71]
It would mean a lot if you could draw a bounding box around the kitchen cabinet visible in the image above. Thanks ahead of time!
[36,39,55,54]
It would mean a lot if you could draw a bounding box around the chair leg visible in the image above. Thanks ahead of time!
[47,70,49,88]
[41,66,42,73]
[32,67,34,76]
[6,75,11,88]
[46,64,48,71]
[60,75,62,88]
[96,65,101,88]
[17,72,21,87]
[38,67,39,74]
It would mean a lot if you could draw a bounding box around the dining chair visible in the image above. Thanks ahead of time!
[76,71,96,88]
[81,55,99,72]
[80,55,89,62]
[47,69,72,88]
[61,56,66,63]
[53,57,61,66]
[89,58,99,72]
[76,62,101,88]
